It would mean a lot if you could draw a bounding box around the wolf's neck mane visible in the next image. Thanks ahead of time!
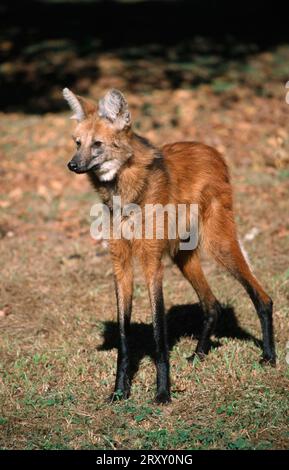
[88,132,166,209]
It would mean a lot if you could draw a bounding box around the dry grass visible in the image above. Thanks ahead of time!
[0,51,289,449]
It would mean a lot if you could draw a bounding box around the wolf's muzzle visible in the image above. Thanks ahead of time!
[67,160,87,174]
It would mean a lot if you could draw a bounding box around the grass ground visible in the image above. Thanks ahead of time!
[0,41,289,450]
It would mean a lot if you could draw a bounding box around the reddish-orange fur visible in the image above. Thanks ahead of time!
[64,89,276,403]
[91,136,269,307]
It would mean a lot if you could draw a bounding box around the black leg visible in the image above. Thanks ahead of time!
[173,251,220,362]
[111,279,132,401]
[192,300,221,360]
[149,282,170,404]
[245,284,276,365]
[258,299,275,365]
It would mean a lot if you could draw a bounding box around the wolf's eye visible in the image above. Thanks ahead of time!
[75,138,81,148]
[92,140,102,148]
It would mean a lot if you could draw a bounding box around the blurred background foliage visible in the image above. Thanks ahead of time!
[1,0,289,112]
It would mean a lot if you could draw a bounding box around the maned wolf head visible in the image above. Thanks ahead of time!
[63,88,132,181]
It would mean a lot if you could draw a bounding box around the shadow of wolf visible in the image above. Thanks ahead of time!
[98,303,262,385]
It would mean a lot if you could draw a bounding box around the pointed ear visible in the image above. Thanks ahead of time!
[62,88,97,121]
[98,89,131,130]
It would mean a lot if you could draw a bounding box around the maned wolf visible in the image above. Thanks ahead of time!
[63,88,275,404]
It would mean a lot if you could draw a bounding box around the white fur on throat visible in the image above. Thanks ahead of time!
[96,159,122,182]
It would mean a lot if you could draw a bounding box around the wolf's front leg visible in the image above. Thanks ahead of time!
[110,243,133,401]
[143,259,171,404]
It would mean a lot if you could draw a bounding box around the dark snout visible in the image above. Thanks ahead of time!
[67,160,78,172]
[67,159,87,174]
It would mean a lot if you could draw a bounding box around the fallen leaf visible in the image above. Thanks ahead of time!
[0,305,12,317]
